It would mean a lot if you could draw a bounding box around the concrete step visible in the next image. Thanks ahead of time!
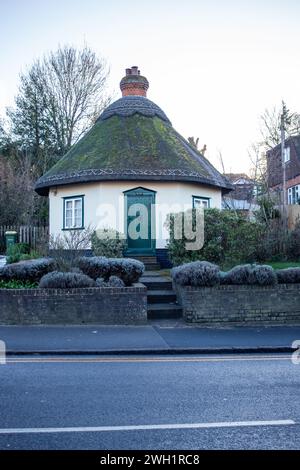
[130,256,158,262]
[144,263,161,271]
[141,277,173,290]
[147,290,177,304]
[147,303,182,320]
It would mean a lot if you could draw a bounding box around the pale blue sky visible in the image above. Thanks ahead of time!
[1,0,300,173]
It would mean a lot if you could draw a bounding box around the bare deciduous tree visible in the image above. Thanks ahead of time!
[259,102,300,150]
[49,226,95,271]
[7,45,111,174]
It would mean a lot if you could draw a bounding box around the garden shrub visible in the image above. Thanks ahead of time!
[219,271,229,284]
[172,261,220,287]
[277,268,300,284]
[222,264,277,286]
[108,258,145,286]
[77,257,111,280]
[0,279,38,289]
[39,271,95,289]
[221,264,254,285]
[0,258,56,283]
[166,208,266,267]
[95,276,125,288]
[49,226,94,271]
[6,243,30,264]
[286,223,300,261]
[78,257,144,286]
[91,229,127,258]
[252,265,277,286]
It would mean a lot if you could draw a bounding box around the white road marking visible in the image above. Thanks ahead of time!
[0,420,295,435]
[6,355,292,364]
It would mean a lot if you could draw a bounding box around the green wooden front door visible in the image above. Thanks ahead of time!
[124,187,156,255]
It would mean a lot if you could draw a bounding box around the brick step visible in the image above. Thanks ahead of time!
[147,290,177,304]
[147,303,182,320]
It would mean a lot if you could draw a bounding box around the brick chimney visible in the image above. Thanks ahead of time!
[120,66,149,97]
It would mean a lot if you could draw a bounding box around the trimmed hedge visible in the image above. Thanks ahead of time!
[172,261,220,287]
[78,257,144,286]
[223,264,277,286]
[173,262,278,286]
[39,271,95,289]
[277,268,300,284]
[0,258,56,283]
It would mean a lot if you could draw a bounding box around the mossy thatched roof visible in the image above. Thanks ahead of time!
[35,96,232,195]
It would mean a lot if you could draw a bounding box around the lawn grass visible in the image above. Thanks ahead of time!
[264,261,300,270]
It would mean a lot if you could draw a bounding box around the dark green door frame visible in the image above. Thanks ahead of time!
[124,187,156,255]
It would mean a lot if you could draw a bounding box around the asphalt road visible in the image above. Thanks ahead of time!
[0,354,299,450]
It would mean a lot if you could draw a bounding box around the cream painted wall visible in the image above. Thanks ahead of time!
[49,181,222,248]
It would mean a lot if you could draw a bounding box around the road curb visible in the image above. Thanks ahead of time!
[5,346,296,356]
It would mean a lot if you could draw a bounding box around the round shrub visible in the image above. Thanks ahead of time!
[95,276,125,288]
[171,264,193,286]
[0,258,57,283]
[252,265,277,286]
[108,275,125,287]
[108,258,145,286]
[78,257,144,286]
[223,264,277,286]
[277,268,300,284]
[95,277,107,287]
[39,271,95,289]
[172,261,220,287]
[223,264,254,285]
[77,257,111,280]
[91,229,127,258]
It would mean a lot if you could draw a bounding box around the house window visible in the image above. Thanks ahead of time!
[192,196,210,209]
[63,196,84,229]
[288,185,300,205]
[284,146,290,163]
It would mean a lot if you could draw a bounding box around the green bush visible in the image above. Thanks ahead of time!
[286,223,300,261]
[167,208,266,267]
[91,229,127,258]
[0,279,38,289]
[6,243,30,264]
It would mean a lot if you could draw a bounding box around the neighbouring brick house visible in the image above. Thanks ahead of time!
[267,136,300,205]
[222,173,259,214]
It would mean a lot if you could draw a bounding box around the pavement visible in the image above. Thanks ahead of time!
[0,323,300,354]
[0,353,299,449]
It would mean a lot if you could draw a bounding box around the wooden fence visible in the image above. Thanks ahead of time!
[0,226,49,253]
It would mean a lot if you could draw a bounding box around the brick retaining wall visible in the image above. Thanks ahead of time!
[175,283,300,324]
[0,284,147,325]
